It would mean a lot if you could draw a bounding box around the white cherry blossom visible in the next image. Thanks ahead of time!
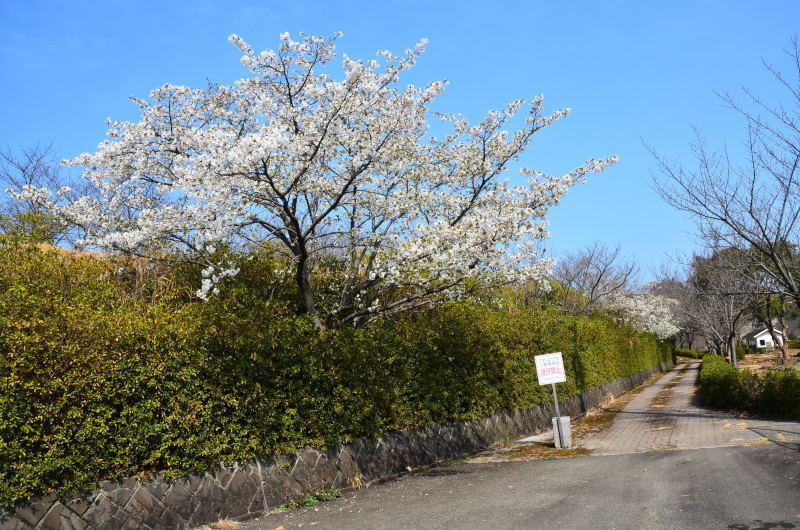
[609,293,680,339]
[20,32,617,328]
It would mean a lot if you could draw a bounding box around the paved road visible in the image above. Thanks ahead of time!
[241,362,800,530]
[583,361,800,455]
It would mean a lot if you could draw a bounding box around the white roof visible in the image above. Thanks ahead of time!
[752,328,782,339]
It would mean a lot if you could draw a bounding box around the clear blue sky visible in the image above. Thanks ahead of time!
[1,0,798,277]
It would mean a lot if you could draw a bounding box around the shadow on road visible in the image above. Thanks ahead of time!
[745,426,800,452]
[728,521,797,529]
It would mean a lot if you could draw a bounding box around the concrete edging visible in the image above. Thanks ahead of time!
[0,361,672,530]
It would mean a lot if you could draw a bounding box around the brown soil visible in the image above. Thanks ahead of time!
[737,349,800,374]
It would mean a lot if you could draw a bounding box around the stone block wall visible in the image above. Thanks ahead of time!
[0,362,671,530]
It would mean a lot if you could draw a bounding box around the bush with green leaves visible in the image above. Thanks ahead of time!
[676,348,704,359]
[699,355,750,408]
[0,239,673,507]
[759,369,800,418]
[700,355,800,418]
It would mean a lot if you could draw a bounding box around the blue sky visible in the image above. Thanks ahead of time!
[1,0,798,277]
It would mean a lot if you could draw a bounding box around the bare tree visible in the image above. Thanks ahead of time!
[658,251,754,365]
[0,142,64,216]
[749,290,792,361]
[665,273,727,356]
[652,37,800,316]
[552,242,638,314]
[0,143,97,243]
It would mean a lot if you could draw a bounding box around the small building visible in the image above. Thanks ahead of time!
[745,327,786,349]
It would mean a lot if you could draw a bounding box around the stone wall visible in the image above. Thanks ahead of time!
[0,362,671,530]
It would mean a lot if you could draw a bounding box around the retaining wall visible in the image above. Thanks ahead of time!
[0,362,672,530]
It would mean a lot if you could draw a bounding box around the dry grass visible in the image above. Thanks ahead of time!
[469,443,589,463]
[30,242,105,258]
[648,363,691,410]
[351,472,365,489]
[738,349,800,373]
[569,371,665,441]
[192,519,242,530]
[210,520,242,529]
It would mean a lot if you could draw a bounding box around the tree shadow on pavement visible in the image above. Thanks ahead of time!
[728,521,796,529]
[745,426,800,452]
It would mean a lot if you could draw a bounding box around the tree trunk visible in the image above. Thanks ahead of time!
[777,298,790,362]
[729,335,738,368]
[761,317,785,361]
[295,254,325,330]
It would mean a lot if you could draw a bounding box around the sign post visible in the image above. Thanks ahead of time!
[534,352,570,449]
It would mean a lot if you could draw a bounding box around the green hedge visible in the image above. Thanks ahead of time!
[700,355,800,418]
[677,348,746,361]
[0,240,674,506]
[788,339,800,349]
[676,348,704,359]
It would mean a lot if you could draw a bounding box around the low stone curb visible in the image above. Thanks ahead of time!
[0,362,671,530]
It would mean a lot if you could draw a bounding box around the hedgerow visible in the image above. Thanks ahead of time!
[700,355,800,418]
[0,239,673,506]
[676,348,704,359]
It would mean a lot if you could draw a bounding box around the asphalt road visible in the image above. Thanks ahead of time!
[242,443,800,530]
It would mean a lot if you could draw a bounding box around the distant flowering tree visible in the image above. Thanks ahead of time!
[609,293,681,340]
[21,32,616,329]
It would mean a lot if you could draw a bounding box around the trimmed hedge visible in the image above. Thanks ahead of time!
[0,240,674,507]
[700,355,800,418]
[676,348,704,359]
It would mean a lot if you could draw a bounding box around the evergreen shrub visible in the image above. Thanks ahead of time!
[699,355,800,418]
[676,348,704,359]
[0,239,674,506]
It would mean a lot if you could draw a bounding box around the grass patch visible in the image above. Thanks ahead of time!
[274,489,342,512]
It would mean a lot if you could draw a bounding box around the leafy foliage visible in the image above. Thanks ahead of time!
[277,488,341,511]
[0,239,672,506]
[700,355,800,417]
[676,348,704,359]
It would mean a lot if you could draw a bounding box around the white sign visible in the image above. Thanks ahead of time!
[535,352,566,385]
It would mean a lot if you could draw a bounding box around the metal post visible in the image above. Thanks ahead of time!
[551,383,564,448]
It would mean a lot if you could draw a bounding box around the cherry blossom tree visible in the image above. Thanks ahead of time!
[608,292,680,340]
[23,33,616,329]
